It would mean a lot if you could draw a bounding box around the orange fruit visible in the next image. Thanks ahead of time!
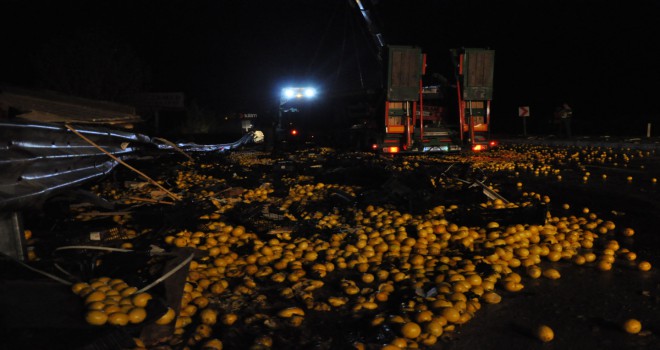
[415,310,433,323]
[361,273,375,283]
[536,325,554,342]
[155,307,176,325]
[71,282,90,295]
[441,307,461,323]
[90,280,108,289]
[597,260,612,271]
[623,319,642,334]
[193,296,210,309]
[111,282,130,292]
[526,266,542,279]
[400,322,421,339]
[638,261,652,271]
[542,268,561,280]
[389,337,408,348]
[120,286,138,297]
[87,301,106,311]
[200,308,218,325]
[231,226,245,237]
[103,304,122,315]
[128,307,147,324]
[84,291,107,304]
[622,228,635,237]
[108,278,125,287]
[131,293,152,307]
[482,292,502,304]
[202,339,223,350]
[85,310,108,326]
[173,237,188,247]
[504,281,524,292]
[119,297,134,306]
[107,312,129,326]
[425,319,444,337]
[222,313,238,326]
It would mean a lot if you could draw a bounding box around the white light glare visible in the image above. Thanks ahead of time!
[283,88,295,99]
[304,87,317,98]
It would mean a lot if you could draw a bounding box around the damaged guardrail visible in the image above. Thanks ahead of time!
[0,120,264,211]
[0,120,263,259]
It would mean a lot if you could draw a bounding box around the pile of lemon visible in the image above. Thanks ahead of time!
[72,145,656,349]
[71,277,152,327]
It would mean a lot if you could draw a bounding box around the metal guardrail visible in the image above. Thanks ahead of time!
[0,120,264,259]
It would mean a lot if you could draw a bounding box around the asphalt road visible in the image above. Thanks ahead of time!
[445,143,660,350]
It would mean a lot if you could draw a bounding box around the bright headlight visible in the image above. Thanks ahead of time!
[304,88,317,98]
[283,88,295,99]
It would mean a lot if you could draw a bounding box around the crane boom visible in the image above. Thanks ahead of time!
[349,0,386,60]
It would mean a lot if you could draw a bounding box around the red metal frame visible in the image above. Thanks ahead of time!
[381,53,429,152]
[456,51,492,149]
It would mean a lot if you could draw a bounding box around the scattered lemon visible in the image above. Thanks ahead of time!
[85,310,108,326]
[155,307,176,325]
[107,312,130,326]
[425,319,444,337]
[131,293,152,308]
[597,260,612,271]
[542,268,561,280]
[84,291,107,304]
[401,322,422,339]
[536,324,554,342]
[638,261,652,271]
[222,313,238,326]
[128,307,147,324]
[441,307,461,323]
[71,282,90,295]
[203,338,223,350]
[623,319,642,334]
[200,308,218,325]
[482,292,502,304]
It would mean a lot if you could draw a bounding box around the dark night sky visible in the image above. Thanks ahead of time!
[2,0,659,135]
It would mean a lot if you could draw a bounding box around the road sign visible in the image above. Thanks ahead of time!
[518,106,530,117]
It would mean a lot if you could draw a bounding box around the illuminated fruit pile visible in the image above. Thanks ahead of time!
[65,145,656,349]
[71,277,151,326]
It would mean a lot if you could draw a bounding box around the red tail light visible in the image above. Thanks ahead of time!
[472,144,484,151]
[489,140,497,147]
[290,129,298,136]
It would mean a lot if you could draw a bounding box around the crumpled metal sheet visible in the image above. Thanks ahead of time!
[0,120,264,211]
[0,121,153,211]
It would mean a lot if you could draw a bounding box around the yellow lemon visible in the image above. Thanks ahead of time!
[536,324,554,342]
[400,322,421,339]
[623,319,642,334]
[85,310,108,326]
